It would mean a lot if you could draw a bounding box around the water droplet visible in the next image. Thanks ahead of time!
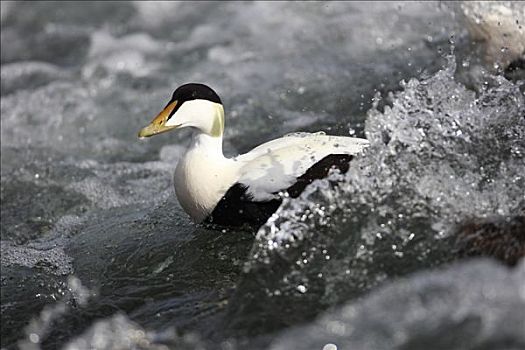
[29,333,40,343]
[323,344,338,350]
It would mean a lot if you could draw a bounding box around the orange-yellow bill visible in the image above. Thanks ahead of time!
[138,100,179,138]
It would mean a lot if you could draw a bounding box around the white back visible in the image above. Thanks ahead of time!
[236,133,369,200]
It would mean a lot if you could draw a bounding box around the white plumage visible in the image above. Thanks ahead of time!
[139,83,369,227]
[237,132,369,201]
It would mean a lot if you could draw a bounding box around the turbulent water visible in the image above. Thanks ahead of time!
[1,2,524,350]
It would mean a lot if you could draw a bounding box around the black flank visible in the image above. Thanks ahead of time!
[205,183,282,228]
[287,154,353,198]
[205,154,354,228]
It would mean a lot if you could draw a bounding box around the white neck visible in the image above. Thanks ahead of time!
[187,130,225,159]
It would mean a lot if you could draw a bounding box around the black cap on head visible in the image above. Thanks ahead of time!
[170,83,222,105]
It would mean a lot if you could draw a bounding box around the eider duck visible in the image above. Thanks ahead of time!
[138,83,369,228]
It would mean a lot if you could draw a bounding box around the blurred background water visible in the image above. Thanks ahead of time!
[1,1,524,350]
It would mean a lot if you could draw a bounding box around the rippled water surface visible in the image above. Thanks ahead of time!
[1,2,524,350]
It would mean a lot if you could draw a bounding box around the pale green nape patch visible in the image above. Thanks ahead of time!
[210,104,225,137]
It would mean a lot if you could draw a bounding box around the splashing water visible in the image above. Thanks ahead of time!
[2,1,524,348]
[231,56,525,331]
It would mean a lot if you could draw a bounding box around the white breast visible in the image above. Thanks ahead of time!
[174,141,239,223]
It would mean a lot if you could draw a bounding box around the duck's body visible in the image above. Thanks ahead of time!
[175,131,367,226]
[139,83,369,228]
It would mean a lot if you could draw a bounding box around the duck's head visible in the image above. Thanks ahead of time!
[138,83,224,139]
